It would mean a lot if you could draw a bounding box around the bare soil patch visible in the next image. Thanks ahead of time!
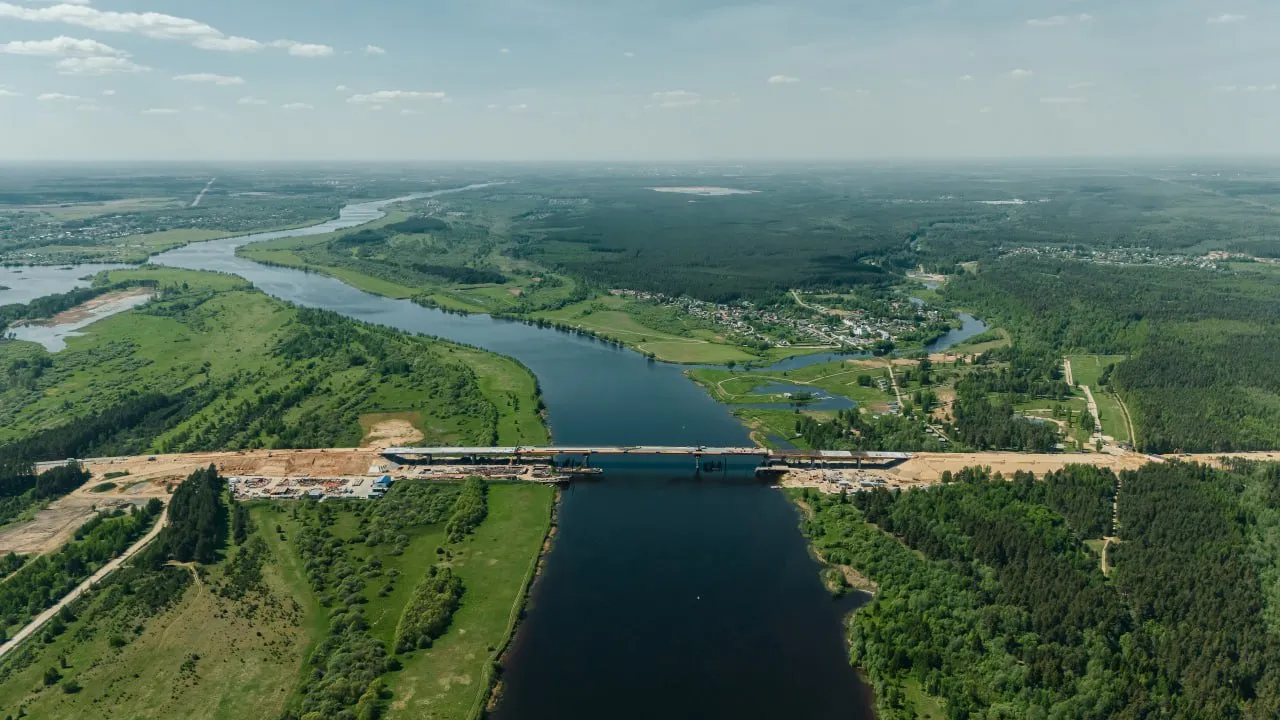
[360,415,425,448]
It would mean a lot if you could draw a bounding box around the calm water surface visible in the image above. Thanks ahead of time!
[150,189,885,719]
[0,263,130,306]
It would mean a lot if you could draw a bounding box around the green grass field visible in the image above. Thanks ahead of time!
[386,484,554,719]
[0,267,547,451]
[1067,355,1127,388]
[0,508,320,719]
[731,408,815,449]
[947,328,1011,355]
[1067,355,1132,443]
[688,360,893,406]
[0,485,554,720]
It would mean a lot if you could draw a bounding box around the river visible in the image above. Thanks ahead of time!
[142,187,999,718]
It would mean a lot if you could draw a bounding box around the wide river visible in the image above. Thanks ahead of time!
[152,187,983,718]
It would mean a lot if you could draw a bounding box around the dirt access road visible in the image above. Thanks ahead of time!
[0,510,167,663]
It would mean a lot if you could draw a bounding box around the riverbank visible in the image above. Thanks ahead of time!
[476,484,561,718]
[0,266,549,450]
[237,233,831,365]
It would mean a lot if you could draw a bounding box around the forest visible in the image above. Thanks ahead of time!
[145,465,228,566]
[946,258,1280,451]
[800,460,1280,719]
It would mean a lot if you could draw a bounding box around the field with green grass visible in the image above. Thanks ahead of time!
[688,359,894,406]
[386,484,554,719]
[0,480,554,720]
[1067,355,1132,442]
[1067,354,1127,388]
[0,266,547,453]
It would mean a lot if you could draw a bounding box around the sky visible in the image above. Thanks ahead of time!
[0,0,1277,161]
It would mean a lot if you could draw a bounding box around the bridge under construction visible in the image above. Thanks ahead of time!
[381,446,913,471]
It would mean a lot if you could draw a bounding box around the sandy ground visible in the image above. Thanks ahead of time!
[360,420,425,449]
[23,288,153,326]
[11,447,1276,552]
[0,473,172,556]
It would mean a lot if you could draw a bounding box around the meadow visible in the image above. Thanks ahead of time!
[0,266,548,456]
[0,479,553,720]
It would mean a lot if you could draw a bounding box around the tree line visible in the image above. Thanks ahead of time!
[800,460,1280,719]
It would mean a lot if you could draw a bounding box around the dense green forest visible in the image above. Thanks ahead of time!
[146,465,227,566]
[0,463,91,527]
[799,460,1280,719]
[0,268,548,463]
[946,258,1280,451]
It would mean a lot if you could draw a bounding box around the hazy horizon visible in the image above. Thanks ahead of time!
[2,0,1277,161]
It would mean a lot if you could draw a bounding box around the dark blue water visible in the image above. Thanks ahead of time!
[150,191,875,719]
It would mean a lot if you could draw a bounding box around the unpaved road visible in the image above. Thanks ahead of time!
[0,510,167,662]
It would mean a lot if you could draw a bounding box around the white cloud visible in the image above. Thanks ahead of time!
[486,103,498,110]
[652,90,700,108]
[191,105,206,111]
[1068,81,1096,90]
[1267,85,1279,92]
[194,36,261,52]
[272,40,334,57]
[1216,85,1238,92]
[369,105,383,112]
[1007,68,1033,79]
[101,89,115,96]
[55,56,148,75]
[979,106,993,113]
[0,87,23,97]
[75,103,98,111]
[364,44,385,55]
[1041,96,1086,104]
[0,3,262,52]
[0,3,332,55]
[499,47,510,54]
[0,35,125,56]
[347,90,447,104]
[281,102,312,110]
[237,95,266,105]
[174,73,244,86]
[1028,13,1092,27]
[399,109,421,116]
[1207,14,1246,25]
[960,74,974,81]
[335,85,347,91]
[509,103,528,111]
[623,51,634,58]
[1027,15,1070,27]
[768,74,800,84]
[37,92,81,101]
[142,107,178,114]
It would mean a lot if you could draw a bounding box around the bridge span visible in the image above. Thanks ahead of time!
[381,446,912,469]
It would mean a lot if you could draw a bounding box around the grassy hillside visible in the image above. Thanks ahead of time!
[0,480,554,720]
[0,266,548,456]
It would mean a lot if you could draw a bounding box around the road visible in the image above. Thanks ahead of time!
[1080,385,1103,439]
[190,177,216,208]
[1063,357,1075,387]
[0,510,167,663]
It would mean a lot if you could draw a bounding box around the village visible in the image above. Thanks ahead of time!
[612,288,950,349]
[1001,244,1232,270]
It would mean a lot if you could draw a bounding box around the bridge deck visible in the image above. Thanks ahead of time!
[381,446,912,462]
